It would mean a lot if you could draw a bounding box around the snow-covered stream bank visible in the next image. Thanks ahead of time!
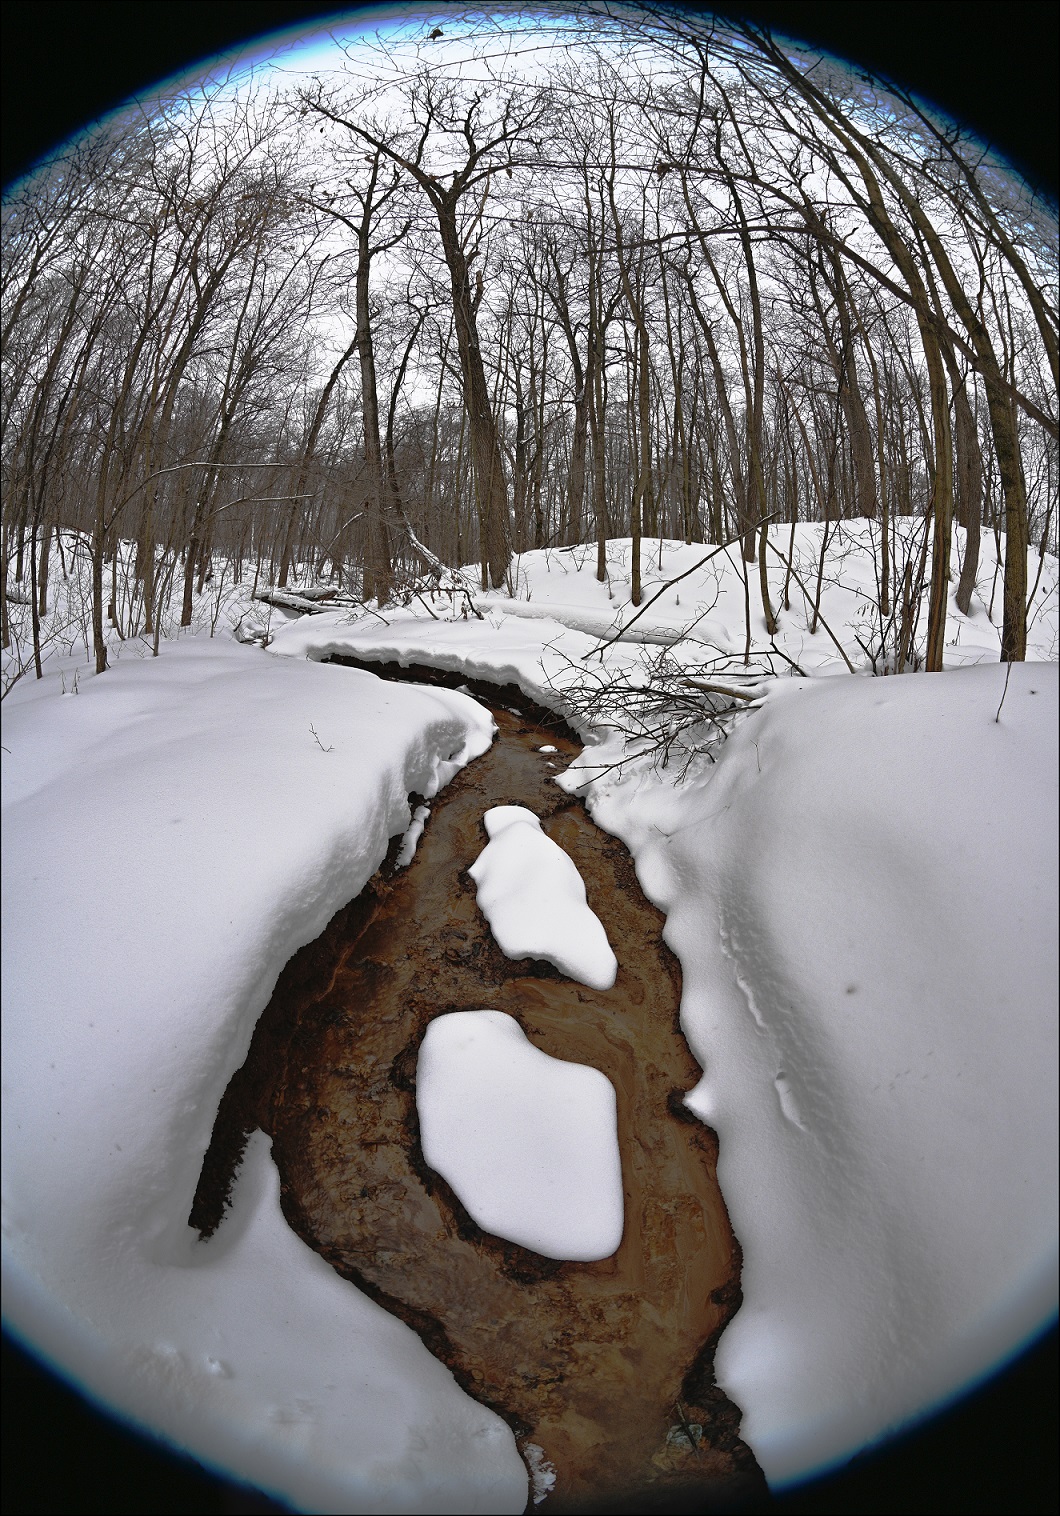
[574,660,1058,1482]
[3,531,1057,1508]
[2,640,527,1513]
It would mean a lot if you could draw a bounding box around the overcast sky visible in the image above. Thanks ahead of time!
[2,3,1058,196]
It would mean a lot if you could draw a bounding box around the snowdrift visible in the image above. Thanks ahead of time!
[3,526,1058,1505]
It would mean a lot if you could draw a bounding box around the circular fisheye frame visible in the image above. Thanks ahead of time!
[2,4,1056,1514]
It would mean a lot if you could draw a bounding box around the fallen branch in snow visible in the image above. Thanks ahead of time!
[395,522,482,616]
[256,587,341,613]
[681,679,757,702]
[547,642,774,779]
[286,586,339,602]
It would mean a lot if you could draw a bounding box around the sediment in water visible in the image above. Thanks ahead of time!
[192,663,765,1513]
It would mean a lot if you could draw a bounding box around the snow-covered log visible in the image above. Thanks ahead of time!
[254,587,343,613]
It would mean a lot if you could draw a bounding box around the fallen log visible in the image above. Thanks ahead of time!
[255,587,344,613]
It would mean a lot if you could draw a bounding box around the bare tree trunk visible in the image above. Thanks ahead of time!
[922,333,955,671]
[436,204,510,587]
[947,361,984,617]
[91,468,109,674]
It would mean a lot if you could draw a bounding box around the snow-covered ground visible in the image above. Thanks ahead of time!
[3,522,1058,1506]
[469,805,618,990]
[5,520,1057,701]
[2,637,526,1512]
[580,662,1058,1482]
[417,1010,624,1261]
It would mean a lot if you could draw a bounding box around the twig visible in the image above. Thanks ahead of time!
[994,660,1013,723]
[583,515,779,660]
[309,723,334,752]
[671,1402,702,1457]
[768,638,808,676]
[764,538,857,673]
[353,598,391,625]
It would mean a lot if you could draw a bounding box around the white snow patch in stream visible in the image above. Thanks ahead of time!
[522,1441,558,1504]
[416,1010,624,1261]
[469,806,618,990]
[395,803,431,868]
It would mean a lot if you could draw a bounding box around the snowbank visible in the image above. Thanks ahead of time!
[1,636,526,1513]
[5,527,1057,1502]
[268,526,1058,720]
[570,660,1058,1484]
[416,1010,624,1261]
[469,806,618,990]
[269,604,603,716]
[273,582,1058,1486]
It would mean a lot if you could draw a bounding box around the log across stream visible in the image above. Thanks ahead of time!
[192,659,766,1513]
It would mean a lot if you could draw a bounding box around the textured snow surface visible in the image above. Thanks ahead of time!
[569,660,1059,1484]
[1,637,525,1514]
[416,1010,624,1261]
[469,806,618,990]
[4,532,1058,1502]
[276,572,1058,1485]
[396,803,431,868]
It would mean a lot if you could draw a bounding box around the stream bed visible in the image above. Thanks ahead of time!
[192,660,765,1513]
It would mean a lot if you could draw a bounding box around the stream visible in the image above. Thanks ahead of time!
[192,659,765,1513]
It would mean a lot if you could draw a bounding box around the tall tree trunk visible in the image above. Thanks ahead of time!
[36,515,51,621]
[436,203,510,588]
[946,359,984,617]
[923,332,955,672]
[354,208,392,605]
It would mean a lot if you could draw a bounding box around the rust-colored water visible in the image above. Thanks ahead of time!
[193,666,764,1513]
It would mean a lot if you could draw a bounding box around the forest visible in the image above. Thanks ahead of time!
[3,7,1056,688]
[3,10,1059,1515]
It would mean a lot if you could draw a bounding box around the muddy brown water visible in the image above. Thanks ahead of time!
[193,659,765,1513]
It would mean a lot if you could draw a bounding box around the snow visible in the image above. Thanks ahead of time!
[568,659,1058,1484]
[266,527,1058,717]
[265,535,1057,1485]
[3,524,1058,1504]
[395,802,431,867]
[523,1442,559,1505]
[468,806,618,990]
[2,636,525,1514]
[416,1010,624,1261]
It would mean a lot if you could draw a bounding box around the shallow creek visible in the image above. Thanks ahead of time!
[192,660,765,1513]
